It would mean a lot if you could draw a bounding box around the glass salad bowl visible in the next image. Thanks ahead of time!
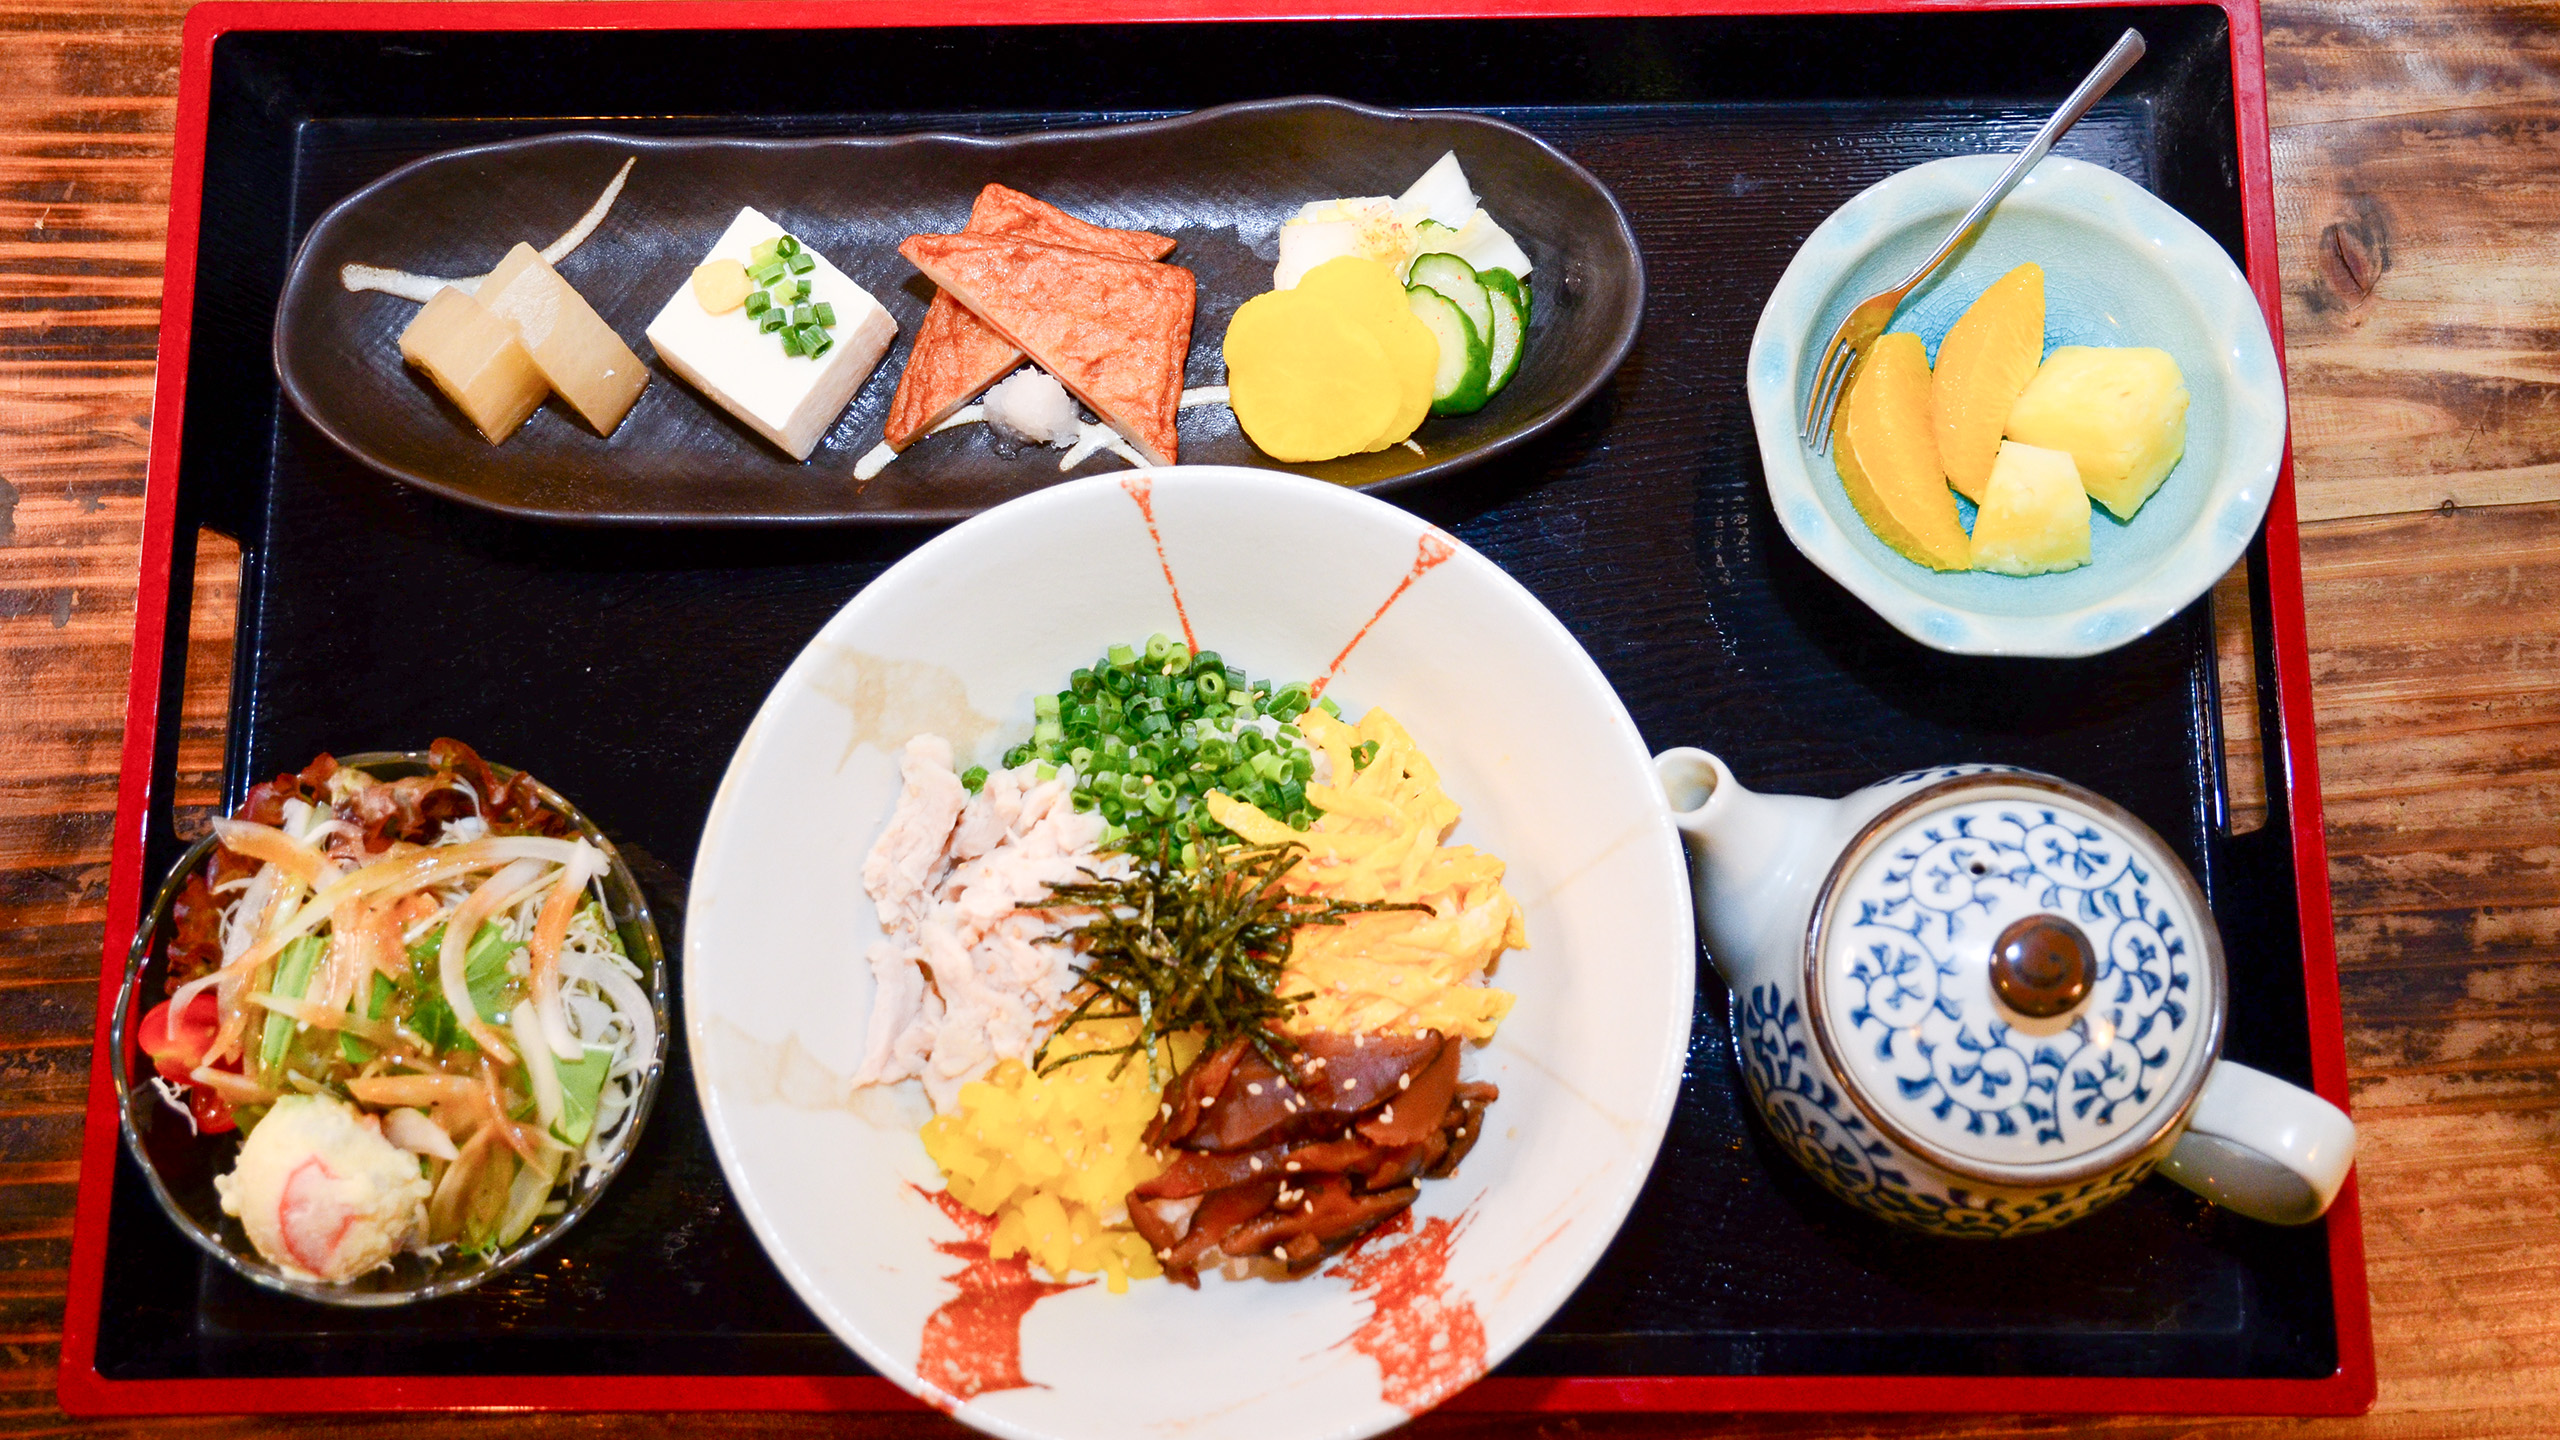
[108,751,671,1307]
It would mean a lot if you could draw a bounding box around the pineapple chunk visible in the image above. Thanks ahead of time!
[2003,346,2189,520]
[398,286,546,444]
[478,243,649,437]
[1970,440,2092,576]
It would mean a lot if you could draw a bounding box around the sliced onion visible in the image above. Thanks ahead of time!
[347,1072,481,1108]
[511,1003,565,1134]
[428,1127,495,1243]
[439,859,547,1063]
[244,991,402,1049]
[475,1057,544,1163]
[181,837,588,1011]
[526,845,599,1060]
[188,1067,281,1105]
[210,818,325,884]
[495,1140,563,1249]
[560,951,654,1073]
[383,1106,459,1162]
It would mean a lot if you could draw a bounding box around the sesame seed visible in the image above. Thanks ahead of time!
[1397,1073,1411,1090]
[1159,1103,1171,1119]
[1249,1156,1264,1172]
[1382,1104,1396,1123]
[1157,1247,1172,1260]
[1285,1161,1301,1172]
[1272,1246,1286,1260]
[1305,1200,1316,1214]
[1247,1082,1263,1096]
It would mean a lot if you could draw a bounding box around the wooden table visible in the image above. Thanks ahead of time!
[5,0,2552,1433]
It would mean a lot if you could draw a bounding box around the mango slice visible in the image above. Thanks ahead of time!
[2004,345,2189,520]
[1224,287,1401,462]
[1969,440,2092,575]
[398,285,547,444]
[1292,256,1437,450]
[1834,332,1971,571]
[1931,262,2044,501]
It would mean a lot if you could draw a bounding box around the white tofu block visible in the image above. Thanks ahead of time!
[644,206,898,461]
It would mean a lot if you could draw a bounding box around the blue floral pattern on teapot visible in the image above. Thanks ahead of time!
[1826,799,2197,1166]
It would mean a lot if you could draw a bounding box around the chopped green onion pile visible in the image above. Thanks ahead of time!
[744,232,836,360]
[982,634,1339,865]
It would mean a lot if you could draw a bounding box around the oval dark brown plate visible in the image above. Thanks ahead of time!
[271,97,1644,526]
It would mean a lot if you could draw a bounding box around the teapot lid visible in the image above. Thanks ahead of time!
[1805,772,2227,1184]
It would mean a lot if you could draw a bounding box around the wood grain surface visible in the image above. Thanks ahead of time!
[4,0,2555,1433]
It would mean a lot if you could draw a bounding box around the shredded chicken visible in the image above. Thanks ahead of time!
[854,736,1123,1110]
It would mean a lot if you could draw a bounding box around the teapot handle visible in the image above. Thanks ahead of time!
[2157,1061,2356,1225]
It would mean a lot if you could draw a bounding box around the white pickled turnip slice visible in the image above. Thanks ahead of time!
[1273,219,1363,290]
[1448,209,1534,279]
[1395,151,1478,229]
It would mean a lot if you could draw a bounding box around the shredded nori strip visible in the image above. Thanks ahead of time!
[1035,838,1425,1085]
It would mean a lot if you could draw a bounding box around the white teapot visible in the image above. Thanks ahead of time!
[1653,750,2355,1237]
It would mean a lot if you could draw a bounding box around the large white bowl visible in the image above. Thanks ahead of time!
[1747,155,2287,657]
[685,466,1693,1440]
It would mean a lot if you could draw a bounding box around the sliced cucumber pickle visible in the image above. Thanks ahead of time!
[1477,267,1529,326]
[1406,284,1491,415]
[1407,254,1492,342]
[1483,286,1525,397]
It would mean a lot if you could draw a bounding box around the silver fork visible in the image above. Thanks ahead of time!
[1800,27,2149,452]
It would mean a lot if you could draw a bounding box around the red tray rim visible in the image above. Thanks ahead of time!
[61,0,2373,1418]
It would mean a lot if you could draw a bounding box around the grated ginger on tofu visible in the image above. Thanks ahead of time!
[919,1016,1199,1292]
[1205,708,1526,1041]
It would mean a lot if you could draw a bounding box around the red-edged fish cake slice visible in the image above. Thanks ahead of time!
[882,189,1176,451]
[898,232,1194,466]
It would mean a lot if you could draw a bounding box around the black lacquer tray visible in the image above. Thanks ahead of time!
[65,0,2372,1416]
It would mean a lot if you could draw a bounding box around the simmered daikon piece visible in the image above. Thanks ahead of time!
[477,243,648,437]
[398,286,547,444]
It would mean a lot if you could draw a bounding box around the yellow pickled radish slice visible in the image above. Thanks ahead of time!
[1224,287,1402,462]
[1291,256,1438,450]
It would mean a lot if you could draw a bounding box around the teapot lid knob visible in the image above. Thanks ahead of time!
[1988,914,2094,1019]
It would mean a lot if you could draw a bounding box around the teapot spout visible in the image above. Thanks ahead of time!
[1654,748,1839,994]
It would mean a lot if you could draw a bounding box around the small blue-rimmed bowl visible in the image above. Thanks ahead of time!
[1746,155,2286,658]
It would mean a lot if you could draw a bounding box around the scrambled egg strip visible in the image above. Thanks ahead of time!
[1206,708,1526,1041]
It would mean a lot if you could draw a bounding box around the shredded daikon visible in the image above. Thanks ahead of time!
[339,156,636,301]
[857,387,1231,485]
